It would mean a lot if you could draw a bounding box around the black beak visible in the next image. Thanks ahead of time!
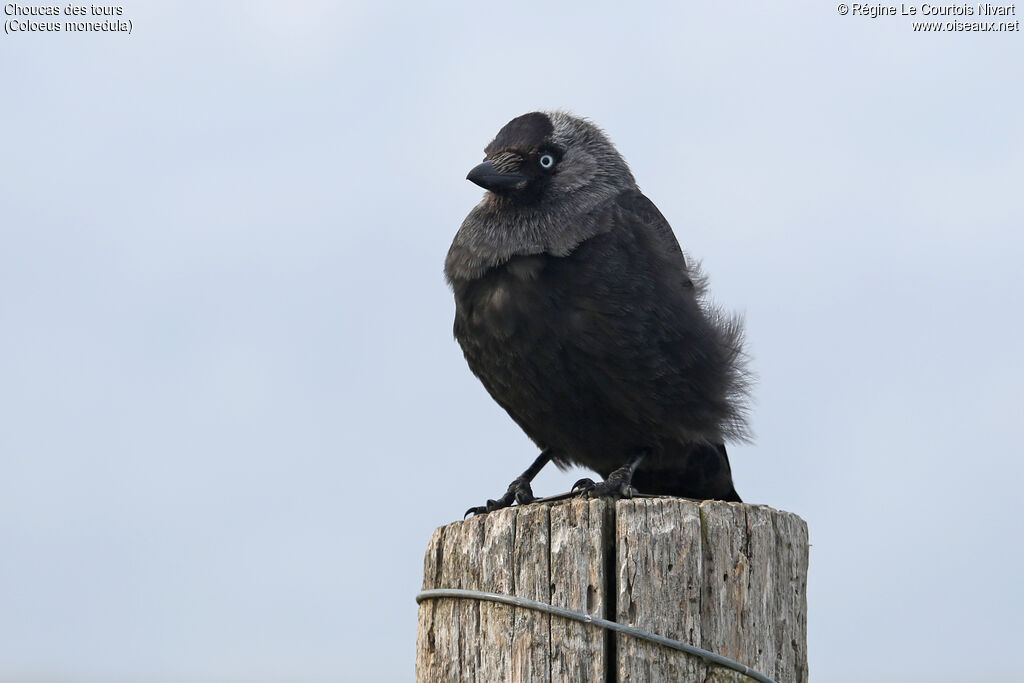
[467,160,526,193]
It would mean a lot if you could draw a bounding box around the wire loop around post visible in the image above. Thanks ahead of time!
[416,588,777,683]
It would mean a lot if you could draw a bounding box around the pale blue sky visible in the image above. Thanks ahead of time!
[2,3,1022,682]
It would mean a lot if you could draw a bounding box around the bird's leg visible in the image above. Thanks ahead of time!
[465,450,553,517]
[572,450,647,499]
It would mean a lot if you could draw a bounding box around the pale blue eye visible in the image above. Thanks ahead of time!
[539,154,555,169]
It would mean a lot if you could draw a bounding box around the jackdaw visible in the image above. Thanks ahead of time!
[446,112,750,515]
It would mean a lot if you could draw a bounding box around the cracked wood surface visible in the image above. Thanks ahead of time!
[417,498,807,683]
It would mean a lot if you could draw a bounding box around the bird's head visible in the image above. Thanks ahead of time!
[467,111,636,207]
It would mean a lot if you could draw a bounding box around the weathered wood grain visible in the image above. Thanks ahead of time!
[509,503,551,681]
[417,500,611,682]
[417,498,807,683]
[548,499,612,683]
[478,508,515,680]
[616,498,704,681]
[616,500,808,683]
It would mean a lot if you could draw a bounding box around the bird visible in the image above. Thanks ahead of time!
[445,111,750,516]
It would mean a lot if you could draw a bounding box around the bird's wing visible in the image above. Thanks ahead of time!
[555,191,745,443]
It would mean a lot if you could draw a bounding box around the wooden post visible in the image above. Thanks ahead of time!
[416,498,808,683]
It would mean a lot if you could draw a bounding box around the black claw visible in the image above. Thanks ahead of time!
[578,479,638,499]
[572,478,596,494]
[514,487,536,506]
[465,477,536,517]
[463,451,552,518]
[571,459,642,499]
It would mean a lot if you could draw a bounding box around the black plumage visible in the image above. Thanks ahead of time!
[446,112,750,513]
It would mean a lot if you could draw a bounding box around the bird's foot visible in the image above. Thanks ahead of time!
[465,476,537,518]
[572,450,646,500]
[571,469,640,500]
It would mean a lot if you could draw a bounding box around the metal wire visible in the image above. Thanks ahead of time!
[416,588,777,683]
